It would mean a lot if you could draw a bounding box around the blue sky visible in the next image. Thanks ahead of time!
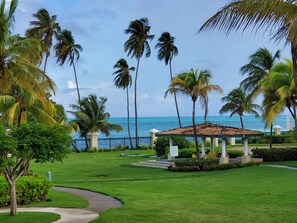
[13,0,291,118]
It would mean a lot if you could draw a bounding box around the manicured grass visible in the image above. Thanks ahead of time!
[265,161,297,167]
[26,189,89,208]
[0,212,60,223]
[30,150,297,223]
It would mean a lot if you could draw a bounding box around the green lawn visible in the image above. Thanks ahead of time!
[0,212,60,223]
[265,161,297,167]
[26,150,297,223]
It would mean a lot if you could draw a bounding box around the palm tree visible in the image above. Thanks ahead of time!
[26,8,61,73]
[198,0,297,136]
[220,88,261,129]
[165,68,223,157]
[262,59,296,130]
[124,17,154,148]
[113,59,134,149]
[55,30,83,102]
[0,2,46,98]
[155,32,182,127]
[69,95,122,150]
[240,48,280,97]
[0,86,57,127]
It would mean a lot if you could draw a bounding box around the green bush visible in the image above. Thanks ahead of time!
[251,147,297,161]
[227,150,244,158]
[154,137,192,157]
[0,176,52,207]
[138,145,150,150]
[178,148,196,158]
[174,158,219,170]
[113,145,128,151]
[169,162,260,172]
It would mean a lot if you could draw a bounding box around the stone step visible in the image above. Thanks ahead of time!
[138,161,173,167]
[130,162,169,169]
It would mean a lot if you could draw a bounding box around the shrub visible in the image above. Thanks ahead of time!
[251,147,297,161]
[113,145,128,151]
[0,176,52,207]
[174,158,219,170]
[227,150,244,158]
[138,145,150,150]
[154,137,192,157]
[178,148,196,158]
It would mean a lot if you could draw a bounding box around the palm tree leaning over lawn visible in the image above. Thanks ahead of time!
[113,59,135,149]
[26,8,61,73]
[240,48,280,98]
[55,30,83,103]
[165,68,223,157]
[155,32,182,127]
[69,95,122,150]
[219,88,261,129]
[198,0,297,137]
[124,17,154,148]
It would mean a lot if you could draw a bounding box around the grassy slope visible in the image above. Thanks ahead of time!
[30,150,297,223]
[0,212,60,223]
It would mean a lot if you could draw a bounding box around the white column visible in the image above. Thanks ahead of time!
[228,137,236,145]
[214,138,219,147]
[149,129,159,148]
[201,137,206,156]
[242,137,250,163]
[219,138,229,164]
[210,138,214,152]
[169,137,173,147]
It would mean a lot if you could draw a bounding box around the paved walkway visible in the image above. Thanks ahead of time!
[262,164,297,170]
[0,186,123,223]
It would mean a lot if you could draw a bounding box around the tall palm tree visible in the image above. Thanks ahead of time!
[165,68,223,157]
[124,17,154,148]
[198,0,297,136]
[55,30,83,102]
[113,59,134,149]
[69,95,122,150]
[26,8,61,73]
[155,32,182,127]
[219,88,261,129]
[240,48,280,97]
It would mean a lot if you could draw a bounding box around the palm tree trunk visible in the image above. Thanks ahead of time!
[134,58,140,148]
[169,59,182,128]
[269,123,273,149]
[290,42,297,138]
[43,53,49,74]
[84,136,89,150]
[126,88,133,149]
[239,115,244,129]
[192,100,199,158]
[72,61,81,103]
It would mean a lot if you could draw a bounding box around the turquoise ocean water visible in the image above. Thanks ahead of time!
[101,115,293,139]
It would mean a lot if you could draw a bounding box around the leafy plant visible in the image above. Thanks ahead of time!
[252,148,297,161]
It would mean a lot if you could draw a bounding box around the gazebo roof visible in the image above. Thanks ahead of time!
[157,122,263,138]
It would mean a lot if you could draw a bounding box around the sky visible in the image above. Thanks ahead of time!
[12,0,291,118]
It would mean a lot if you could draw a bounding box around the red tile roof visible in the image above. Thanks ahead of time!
[157,123,263,137]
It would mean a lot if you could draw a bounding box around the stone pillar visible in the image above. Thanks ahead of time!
[228,137,236,145]
[214,138,219,147]
[201,137,206,157]
[242,137,250,163]
[87,132,99,151]
[273,125,282,135]
[220,138,229,164]
[149,128,159,148]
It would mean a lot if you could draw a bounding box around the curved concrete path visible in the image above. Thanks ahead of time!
[262,164,297,170]
[0,187,123,223]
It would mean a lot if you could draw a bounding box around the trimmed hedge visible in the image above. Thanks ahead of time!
[174,158,219,170]
[178,148,196,158]
[228,150,244,158]
[251,147,297,161]
[169,162,260,172]
[0,176,52,207]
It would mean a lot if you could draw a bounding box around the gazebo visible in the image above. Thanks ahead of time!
[156,123,263,164]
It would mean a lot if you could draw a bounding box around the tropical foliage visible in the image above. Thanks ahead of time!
[69,95,122,150]
[113,59,134,148]
[55,29,83,102]
[124,17,154,148]
[166,68,223,156]
[156,32,182,127]
[219,88,261,128]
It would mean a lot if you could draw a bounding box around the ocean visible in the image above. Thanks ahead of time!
[72,115,293,149]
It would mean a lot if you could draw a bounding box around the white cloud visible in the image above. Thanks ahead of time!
[67,81,76,89]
